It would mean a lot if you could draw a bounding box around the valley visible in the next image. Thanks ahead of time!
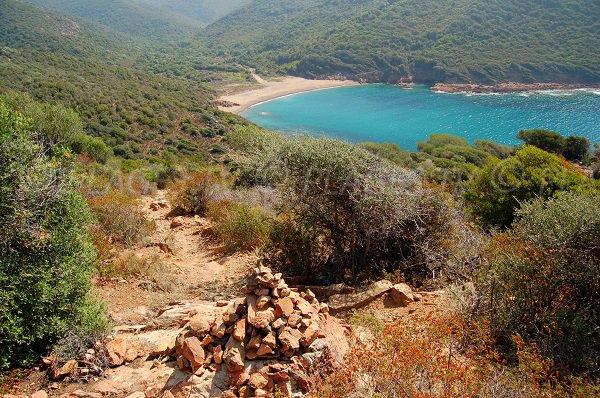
[1,1,600,397]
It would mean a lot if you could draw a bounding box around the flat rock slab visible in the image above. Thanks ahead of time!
[327,280,394,314]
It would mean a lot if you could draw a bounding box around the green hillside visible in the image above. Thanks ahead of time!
[203,0,600,84]
[28,0,201,39]
[0,0,247,160]
[135,0,251,25]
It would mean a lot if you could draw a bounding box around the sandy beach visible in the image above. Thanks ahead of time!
[217,75,358,114]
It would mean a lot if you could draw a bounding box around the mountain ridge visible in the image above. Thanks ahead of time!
[202,0,600,85]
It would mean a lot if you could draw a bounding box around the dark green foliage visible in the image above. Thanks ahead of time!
[477,193,600,375]
[203,0,600,84]
[0,101,105,369]
[518,129,591,161]
[564,135,591,162]
[465,145,598,228]
[517,130,566,154]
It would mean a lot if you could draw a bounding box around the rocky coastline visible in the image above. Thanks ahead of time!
[431,82,600,94]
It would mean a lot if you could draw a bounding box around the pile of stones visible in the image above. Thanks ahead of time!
[173,266,335,397]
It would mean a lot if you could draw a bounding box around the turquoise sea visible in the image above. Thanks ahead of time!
[242,85,600,150]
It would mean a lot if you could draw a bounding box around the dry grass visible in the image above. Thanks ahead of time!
[98,251,176,292]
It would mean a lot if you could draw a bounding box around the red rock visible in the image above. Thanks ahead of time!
[287,313,302,328]
[211,318,226,338]
[300,322,320,347]
[233,318,246,342]
[305,289,316,302]
[278,327,303,351]
[263,331,276,348]
[247,332,262,350]
[220,390,237,398]
[50,359,78,380]
[257,295,271,310]
[188,313,213,336]
[295,297,314,316]
[274,297,295,318]
[257,343,274,356]
[224,336,246,372]
[30,390,48,398]
[245,349,258,360]
[213,345,223,364]
[104,337,127,366]
[272,317,287,329]
[170,217,184,228]
[200,335,214,347]
[182,337,205,368]
[251,308,275,329]
[390,283,414,306]
[249,373,269,389]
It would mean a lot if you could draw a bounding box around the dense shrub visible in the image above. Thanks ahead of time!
[2,92,84,148]
[207,200,271,253]
[564,135,591,162]
[168,170,221,214]
[518,129,591,161]
[474,139,514,159]
[0,101,105,369]
[476,193,600,376]
[465,145,597,227]
[227,127,481,285]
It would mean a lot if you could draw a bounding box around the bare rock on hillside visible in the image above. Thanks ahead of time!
[327,280,394,314]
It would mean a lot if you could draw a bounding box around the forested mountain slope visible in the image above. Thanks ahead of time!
[135,0,251,25]
[203,0,600,84]
[0,0,246,159]
[28,0,201,39]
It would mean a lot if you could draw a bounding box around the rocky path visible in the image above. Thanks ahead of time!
[96,190,257,326]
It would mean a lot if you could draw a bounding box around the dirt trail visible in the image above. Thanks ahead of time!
[96,190,256,325]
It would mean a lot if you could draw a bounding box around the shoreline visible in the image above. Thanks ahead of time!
[217,76,359,114]
[431,82,600,94]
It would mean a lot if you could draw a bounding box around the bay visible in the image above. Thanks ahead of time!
[242,85,600,150]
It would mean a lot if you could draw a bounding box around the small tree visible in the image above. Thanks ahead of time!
[465,145,597,228]
[563,135,590,162]
[517,129,565,154]
[0,101,104,369]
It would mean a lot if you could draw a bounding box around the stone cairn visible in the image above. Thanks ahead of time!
[173,266,333,397]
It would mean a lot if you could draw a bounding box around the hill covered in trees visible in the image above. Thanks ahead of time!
[136,0,251,25]
[202,0,600,84]
[0,0,250,161]
[27,0,201,39]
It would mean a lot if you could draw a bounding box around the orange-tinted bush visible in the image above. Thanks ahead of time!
[316,314,599,397]
[87,192,154,247]
[168,170,221,215]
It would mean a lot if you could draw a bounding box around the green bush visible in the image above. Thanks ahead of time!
[2,92,84,147]
[564,135,590,162]
[517,129,565,154]
[474,139,514,159]
[207,200,271,253]
[476,193,600,375]
[517,129,590,162]
[465,145,598,228]
[0,101,105,369]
